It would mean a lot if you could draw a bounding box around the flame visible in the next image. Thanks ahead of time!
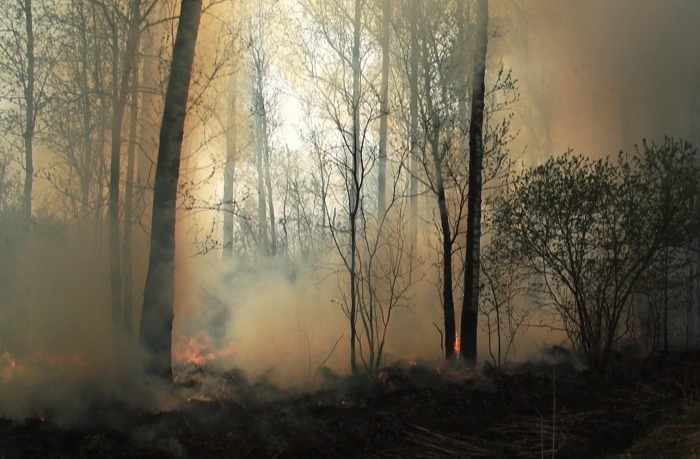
[454,332,460,354]
[1,350,91,383]
[175,332,215,366]
[173,331,235,367]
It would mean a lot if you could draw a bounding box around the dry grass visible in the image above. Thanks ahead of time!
[617,404,700,458]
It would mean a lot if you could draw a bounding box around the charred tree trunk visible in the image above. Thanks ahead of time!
[460,0,489,363]
[21,0,35,229]
[140,0,202,382]
[377,0,390,217]
[433,138,455,359]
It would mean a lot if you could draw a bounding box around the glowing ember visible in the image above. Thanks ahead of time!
[454,332,460,354]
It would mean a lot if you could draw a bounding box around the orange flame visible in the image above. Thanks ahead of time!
[175,333,215,366]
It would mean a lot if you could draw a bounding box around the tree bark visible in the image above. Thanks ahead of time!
[140,0,202,382]
[460,0,488,363]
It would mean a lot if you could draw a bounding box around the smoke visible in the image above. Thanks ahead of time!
[0,231,138,420]
[499,0,700,159]
[2,0,699,421]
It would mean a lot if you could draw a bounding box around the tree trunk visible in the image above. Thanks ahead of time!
[123,61,140,335]
[140,0,202,382]
[22,0,35,229]
[434,139,456,359]
[108,1,141,329]
[76,0,94,216]
[223,70,237,258]
[408,0,419,243]
[422,30,455,358]
[377,0,390,217]
[460,0,488,363]
[255,95,268,255]
[262,98,277,256]
[349,0,362,375]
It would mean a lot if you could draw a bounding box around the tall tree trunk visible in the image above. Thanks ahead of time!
[377,0,390,217]
[433,137,455,358]
[77,0,94,216]
[422,26,455,359]
[123,61,140,335]
[140,0,202,382]
[408,0,419,242]
[22,0,35,229]
[108,27,123,329]
[460,0,489,363]
[108,1,141,329]
[223,70,237,258]
[349,0,362,375]
[261,96,276,256]
[255,92,268,255]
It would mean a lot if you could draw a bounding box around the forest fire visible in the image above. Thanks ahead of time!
[174,332,215,367]
[1,350,90,383]
[173,331,235,368]
[1,0,700,456]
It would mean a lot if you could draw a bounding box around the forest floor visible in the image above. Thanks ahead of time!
[1,352,700,458]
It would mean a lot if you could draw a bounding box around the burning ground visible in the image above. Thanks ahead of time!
[1,352,699,458]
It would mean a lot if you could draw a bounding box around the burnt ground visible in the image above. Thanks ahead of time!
[1,353,700,458]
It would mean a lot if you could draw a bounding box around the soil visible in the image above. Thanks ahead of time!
[1,352,699,458]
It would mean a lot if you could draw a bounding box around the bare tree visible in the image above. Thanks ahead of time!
[246,2,280,257]
[0,0,56,229]
[480,236,528,367]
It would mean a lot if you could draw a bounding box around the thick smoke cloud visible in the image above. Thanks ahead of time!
[502,0,700,159]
